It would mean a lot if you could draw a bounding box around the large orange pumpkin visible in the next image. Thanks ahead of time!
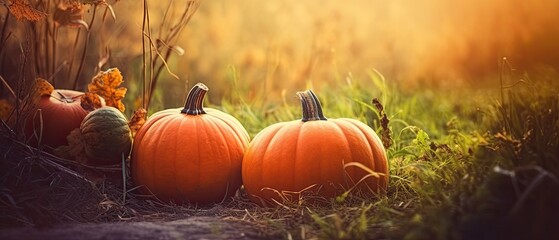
[242,90,389,206]
[25,89,104,150]
[131,83,250,205]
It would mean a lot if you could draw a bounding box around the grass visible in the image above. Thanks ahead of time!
[3,59,558,239]
[210,66,558,239]
[1,1,559,240]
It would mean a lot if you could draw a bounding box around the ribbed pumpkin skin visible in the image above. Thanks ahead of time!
[131,107,250,205]
[242,91,388,206]
[81,107,132,165]
[25,89,104,149]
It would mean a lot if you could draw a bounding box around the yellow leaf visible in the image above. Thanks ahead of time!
[88,68,127,112]
[128,108,147,138]
[7,0,47,21]
[80,92,103,111]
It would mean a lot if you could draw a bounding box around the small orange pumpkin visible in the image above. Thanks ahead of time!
[242,90,389,206]
[131,83,250,205]
[25,89,104,150]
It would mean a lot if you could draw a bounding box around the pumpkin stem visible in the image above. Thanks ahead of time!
[181,83,208,115]
[56,91,75,103]
[297,90,327,122]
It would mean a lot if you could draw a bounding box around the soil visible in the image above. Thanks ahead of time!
[0,216,278,240]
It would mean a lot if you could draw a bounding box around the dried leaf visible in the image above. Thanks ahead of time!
[53,2,88,29]
[31,78,54,97]
[0,99,14,122]
[171,45,185,56]
[54,128,88,164]
[88,68,127,112]
[80,92,103,111]
[98,46,110,70]
[30,78,54,107]
[128,108,147,138]
[81,0,105,5]
[80,0,117,21]
[372,98,392,149]
[7,0,47,21]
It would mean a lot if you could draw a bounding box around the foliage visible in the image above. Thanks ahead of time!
[5,0,46,21]
[0,0,557,239]
[400,67,559,240]
[88,68,127,112]
[216,67,558,239]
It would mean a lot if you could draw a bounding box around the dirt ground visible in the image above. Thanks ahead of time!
[0,216,278,240]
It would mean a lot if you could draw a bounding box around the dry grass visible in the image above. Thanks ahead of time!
[1,1,559,239]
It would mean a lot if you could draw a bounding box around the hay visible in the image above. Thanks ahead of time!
[0,122,262,228]
[0,125,118,227]
[0,122,350,238]
[0,118,180,227]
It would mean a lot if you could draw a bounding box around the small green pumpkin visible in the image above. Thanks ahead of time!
[81,106,132,165]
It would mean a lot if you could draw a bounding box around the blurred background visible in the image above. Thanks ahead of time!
[2,0,559,111]
[114,0,559,105]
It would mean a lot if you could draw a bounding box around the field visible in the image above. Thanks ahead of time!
[1,1,559,239]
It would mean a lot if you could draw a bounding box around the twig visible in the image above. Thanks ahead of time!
[0,74,17,99]
[141,0,149,109]
[73,4,99,90]
[121,153,127,205]
[142,0,200,110]
[509,166,559,215]
[51,24,58,87]
[495,165,559,216]
[67,29,82,87]
[13,37,28,134]
[47,61,69,83]
[0,4,10,70]
[44,0,51,78]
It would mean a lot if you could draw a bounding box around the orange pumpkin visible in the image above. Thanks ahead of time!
[242,90,389,206]
[25,89,104,150]
[131,83,250,205]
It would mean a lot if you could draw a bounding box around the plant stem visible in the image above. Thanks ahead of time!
[147,6,154,109]
[141,0,147,110]
[31,22,42,76]
[0,5,9,48]
[296,90,327,122]
[67,29,82,87]
[149,47,171,105]
[15,42,29,134]
[44,1,51,78]
[181,83,208,115]
[55,91,72,102]
[0,5,10,85]
[52,26,58,87]
[142,0,154,110]
[74,4,98,90]
[145,0,199,110]
[47,0,56,79]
